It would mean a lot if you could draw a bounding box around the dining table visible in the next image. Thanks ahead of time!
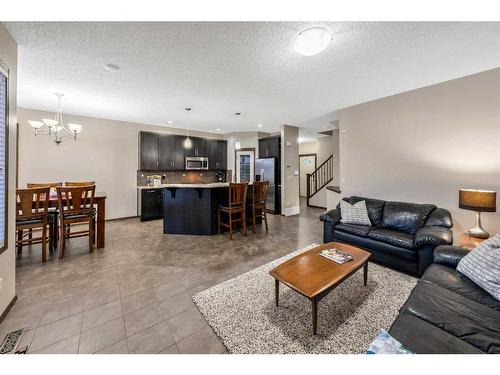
[45,191,107,249]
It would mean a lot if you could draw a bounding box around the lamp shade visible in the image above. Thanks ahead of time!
[459,189,496,212]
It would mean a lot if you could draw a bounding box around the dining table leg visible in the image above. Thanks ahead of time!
[96,198,105,248]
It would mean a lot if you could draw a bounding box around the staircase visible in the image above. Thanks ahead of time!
[306,154,334,207]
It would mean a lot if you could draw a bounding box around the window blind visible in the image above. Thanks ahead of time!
[0,69,7,250]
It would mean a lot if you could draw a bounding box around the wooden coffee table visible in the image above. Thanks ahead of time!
[269,242,371,335]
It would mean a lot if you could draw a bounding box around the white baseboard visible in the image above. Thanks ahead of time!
[284,206,300,216]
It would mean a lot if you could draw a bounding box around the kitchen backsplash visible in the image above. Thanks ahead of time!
[137,170,232,186]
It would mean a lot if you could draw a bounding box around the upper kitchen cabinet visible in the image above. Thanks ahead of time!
[216,140,227,170]
[158,134,175,170]
[191,137,208,157]
[139,132,160,170]
[258,136,281,158]
[139,131,227,171]
[208,140,227,170]
[173,135,187,170]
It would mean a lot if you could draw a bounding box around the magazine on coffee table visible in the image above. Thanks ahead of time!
[319,248,354,264]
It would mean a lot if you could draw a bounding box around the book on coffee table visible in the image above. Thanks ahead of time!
[319,248,354,264]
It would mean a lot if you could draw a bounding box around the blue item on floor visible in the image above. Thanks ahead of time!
[366,329,413,354]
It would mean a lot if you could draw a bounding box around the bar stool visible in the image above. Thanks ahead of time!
[27,182,62,251]
[16,187,51,262]
[217,182,248,240]
[251,181,269,233]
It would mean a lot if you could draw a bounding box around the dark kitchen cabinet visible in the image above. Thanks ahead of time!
[172,135,186,170]
[158,135,175,170]
[208,140,227,170]
[208,140,218,169]
[258,136,281,158]
[187,137,207,157]
[139,132,159,170]
[216,140,227,170]
[140,188,163,221]
[139,131,227,171]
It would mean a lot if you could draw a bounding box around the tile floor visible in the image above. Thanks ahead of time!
[1,199,325,354]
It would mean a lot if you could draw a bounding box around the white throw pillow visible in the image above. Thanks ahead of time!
[340,200,371,226]
[457,234,500,301]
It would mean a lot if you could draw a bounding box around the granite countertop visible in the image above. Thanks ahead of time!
[137,182,230,189]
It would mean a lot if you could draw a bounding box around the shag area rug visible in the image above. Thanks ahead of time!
[193,243,418,354]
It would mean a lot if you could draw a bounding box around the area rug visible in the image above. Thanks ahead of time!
[193,243,418,354]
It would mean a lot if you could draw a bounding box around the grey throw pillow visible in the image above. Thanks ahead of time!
[457,234,500,301]
[340,200,371,226]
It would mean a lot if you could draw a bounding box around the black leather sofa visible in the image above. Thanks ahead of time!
[389,245,500,353]
[320,196,453,276]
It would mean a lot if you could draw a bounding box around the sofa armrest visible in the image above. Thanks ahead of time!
[414,226,453,248]
[433,245,470,268]
[319,209,341,227]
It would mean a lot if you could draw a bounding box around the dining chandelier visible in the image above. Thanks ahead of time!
[28,93,83,145]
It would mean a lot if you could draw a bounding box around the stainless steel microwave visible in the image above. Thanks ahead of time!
[185,156,209,170]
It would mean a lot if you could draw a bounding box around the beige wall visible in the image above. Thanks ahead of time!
[281,125,300,215]
[18,108,222,219]
[339,68,500,240]
[0,24,17,316]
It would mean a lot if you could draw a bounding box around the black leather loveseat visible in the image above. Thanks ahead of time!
[389,245,500,353]
[319,196,453,276]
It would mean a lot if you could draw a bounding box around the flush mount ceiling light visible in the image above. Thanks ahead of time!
[167,120,173,124]
[104,63,120,72]
[234,112,241,116]
[216,128,221,131]
[257,124,263,128]
[293,27,332,56]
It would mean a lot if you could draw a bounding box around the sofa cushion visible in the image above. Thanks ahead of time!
[401,281,500,353]
[457,234,500,301]
[332,230,418,262]
[335,223,372,237]
[422,264,500,311]
[389,313,483,354]
[339,200,371,225]
[349,196,386,226]
[382,201,436,234]
[368,228,415,249]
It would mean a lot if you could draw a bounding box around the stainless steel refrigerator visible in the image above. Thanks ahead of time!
[255,157,281,214]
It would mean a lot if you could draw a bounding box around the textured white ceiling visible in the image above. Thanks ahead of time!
[5,22,500,135]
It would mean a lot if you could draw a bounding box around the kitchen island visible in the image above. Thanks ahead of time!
[162,183,248,236]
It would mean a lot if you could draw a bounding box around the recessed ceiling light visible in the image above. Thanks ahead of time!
[293,27,332,56]
[216,128,221,131]
[104,63,120,72]
[167,120,173,124]
[257,124,263,128]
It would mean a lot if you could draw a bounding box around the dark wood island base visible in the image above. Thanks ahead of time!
[162,184,262,235]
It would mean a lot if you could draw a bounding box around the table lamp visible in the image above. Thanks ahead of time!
[459,188,496,238]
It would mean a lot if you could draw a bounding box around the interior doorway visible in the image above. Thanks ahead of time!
[235,148,255,183]
[299,154,317,197]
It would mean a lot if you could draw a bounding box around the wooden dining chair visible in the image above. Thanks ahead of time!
[57,185,96,260]
[251,181,269,234]
[27,182,62,250]
[217,182,248,240]
[16,187,51,262]
[63,181,95,236]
